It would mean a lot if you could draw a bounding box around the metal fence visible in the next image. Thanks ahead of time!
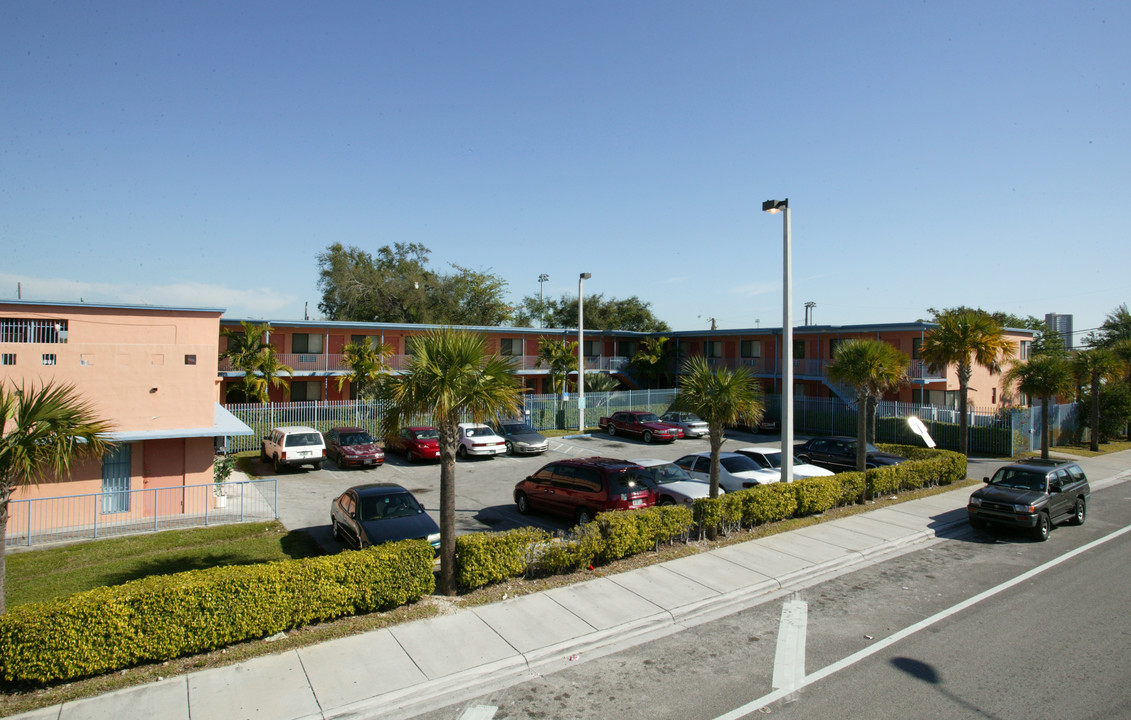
[5,479,278,548]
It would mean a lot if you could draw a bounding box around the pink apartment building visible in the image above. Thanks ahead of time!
[1,301,253,539]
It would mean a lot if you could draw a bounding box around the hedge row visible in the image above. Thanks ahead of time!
[456,447,967,591]
[0,539,436,684]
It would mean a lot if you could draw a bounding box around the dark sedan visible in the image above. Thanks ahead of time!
[330,484,440,551]
[794,436,907,472]
[326,426,385,468]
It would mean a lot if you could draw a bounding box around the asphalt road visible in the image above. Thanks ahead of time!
[408,473,1131,720]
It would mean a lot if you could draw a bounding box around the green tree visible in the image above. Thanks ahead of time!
[220,322,292,403]
[583,372,620,392]
[536,337,578,397]
[1,382,114,613]
[668,356,764,501]
[336,340,394,400]
[1072,347,1127,450]
[826,340,910,470]
[517,293,670,332]
[1077,382,1131,443]
[920,309,1015,456]
[1085,303,1131,348]
[379,329,522,595]
[1005,354,1075,459]
[629,336,674,388]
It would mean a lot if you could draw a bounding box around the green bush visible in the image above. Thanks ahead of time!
[535,524,604,574]
[866,465,903,497]
[0,540,435,684]
[736,483,798,526]
[455,527,550,590]
[792,476,841,515]
[836,471,867,505]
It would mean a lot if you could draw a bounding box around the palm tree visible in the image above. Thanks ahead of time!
[219,321,292,403]
[826,339,910,471]
[379,329,523,595]
[920,310,1015,456]
[668,356,764,500]
[1005,354,1075,459]
[629,336,672,388]
[536,337,578,397]
[336,340,394,400]
[1,382,114,613]
[1072,347,1126,450]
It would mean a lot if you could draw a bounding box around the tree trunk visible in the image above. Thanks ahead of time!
[0,486,9,615]
[855,394,868,473]
[1041,396,1051,459]
[706,426,723,540]
[1090,373,1101,451]
[957,364,972,457]
[437,424,459,596]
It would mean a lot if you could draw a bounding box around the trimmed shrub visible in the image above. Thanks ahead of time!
[456,527,550,590]
[792,476,841,516]
[0,540,435,684]
[836,471,867,505]
[866,465,903,497]
[535,524,603,574]
[736,484,798,526]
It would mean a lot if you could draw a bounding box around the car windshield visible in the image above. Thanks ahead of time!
[720,455,762,473]
[643,463,695,485]
[465,426,495,437]
[413,429,439,440]
[609,469,646,492]
[502,423,536,434]
[360,492,424,521]
[845,441,882,454]
[341,432,374,445]
[990,469,1048,492]
[638,413,661,422]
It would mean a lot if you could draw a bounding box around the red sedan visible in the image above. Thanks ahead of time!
[386,426,441,463]
[326,426,385,469]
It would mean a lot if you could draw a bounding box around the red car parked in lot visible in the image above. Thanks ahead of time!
[514,456,656,526]
[386,426,441,463]
[325,426,385,468]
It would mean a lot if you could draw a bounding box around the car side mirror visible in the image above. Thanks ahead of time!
[982,477,990,483]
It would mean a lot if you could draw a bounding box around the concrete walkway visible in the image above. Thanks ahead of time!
[13,452,1131,720]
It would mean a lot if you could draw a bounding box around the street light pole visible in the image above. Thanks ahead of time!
[763,199,792,484]
[578,272,591,433]
[538,273,549,328]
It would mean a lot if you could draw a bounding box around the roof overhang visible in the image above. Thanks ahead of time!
[105,404,255,442]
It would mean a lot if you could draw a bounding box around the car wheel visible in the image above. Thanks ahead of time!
[643,430,654,443]
[273,455,283,473]
[576,508,594,526]
[607,425,616,436]
[516,492,530,515]
[260,447,268,463]
[312,461,322,471]
[659,497,676,507]
[458,444,468,459]
[1070,497,1086,526]
[969,518,987,531]
[1032,512,1051,542]
[505,441,514,456]
[404,449,414,464]
[331,519,342,541]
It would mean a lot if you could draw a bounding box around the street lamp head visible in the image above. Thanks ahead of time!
[580,272,592,280]
[538,273,549,282]
[762,199,788,214]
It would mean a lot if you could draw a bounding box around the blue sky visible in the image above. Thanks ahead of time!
[3,1,1127,344]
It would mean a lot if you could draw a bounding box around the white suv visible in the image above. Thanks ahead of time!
[261,426,326,472]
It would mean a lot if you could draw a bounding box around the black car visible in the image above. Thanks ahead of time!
[794,436,906,472]
[967,458,1090,541]
[330,484,440,551]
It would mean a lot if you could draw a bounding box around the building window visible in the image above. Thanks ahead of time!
[500,338,520,356]
[583,340,600,357]
[0,318,68,343]
[620,341,637,358]
[705,341,722,359]
[741,340,762,358]
[1019,341,1031,361]
[1,353,14,365]
[793,340,806,359]
[292,333,323,354]
[828,339,842,359]
[41,354,56,365]
[404,337,418,355]
[184,354,197,365]
[291,381,322,401]
[912,338,923,360]
[101,444,132,514]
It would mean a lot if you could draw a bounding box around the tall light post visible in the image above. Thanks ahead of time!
[763,199,792,484]
[538,273,549,328]
[578,272,591,432]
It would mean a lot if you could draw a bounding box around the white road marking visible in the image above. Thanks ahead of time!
[712,522,1131,720]
[457,705,498,720]
[771,596,807,695]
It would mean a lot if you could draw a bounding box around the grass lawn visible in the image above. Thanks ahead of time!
[4,521,323,608]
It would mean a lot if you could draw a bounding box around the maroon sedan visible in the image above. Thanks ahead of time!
[386,426,442,463]
[326,426,385,469]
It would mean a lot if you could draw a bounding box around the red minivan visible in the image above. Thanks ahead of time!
[513,457,656,526]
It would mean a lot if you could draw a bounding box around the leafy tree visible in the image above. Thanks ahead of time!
[1085,303,1131,348]
[515,293,670,332]
[668,356,764,502]
[920,309,1015,456]
[1077,382,1131,443]
[583,372,621,392]
[336,340,394,400]
[1072,347,1127,449]
[628,336,674,388]
[220,322,292,403]
[1005,354,1075,459]
[317,243,512,326]
[826,340,910,470]
[1,382,114,613]
[536,337,578,397]
[378,329,522,595]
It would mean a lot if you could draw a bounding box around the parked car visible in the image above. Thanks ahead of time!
[386,426,441,463]
[659,411,709,439]
[598,411,684,443]
[260,425,326,473]
[967,458,1090,541]
[733,446,834,480]
[630,457,720,505]
[793,436,907,472]
[489,419,549,455]
[325,426,385,469]
[330,483,441,551]
[514,457,656,525]
[457,422,507,459]
[674,451,780,492]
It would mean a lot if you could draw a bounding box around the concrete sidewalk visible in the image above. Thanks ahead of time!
[15,452,1131,720]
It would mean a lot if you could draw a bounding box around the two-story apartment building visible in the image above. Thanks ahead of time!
[1,301,253,539]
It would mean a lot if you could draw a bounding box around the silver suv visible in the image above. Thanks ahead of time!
[261,426,326,473]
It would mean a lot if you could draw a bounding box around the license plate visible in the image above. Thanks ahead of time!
[632,498,643,506]
[363,459,373,465]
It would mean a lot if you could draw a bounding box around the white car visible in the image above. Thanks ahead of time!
[674,451,781,493]
[659,411,709,439]
[456,423,507,459]
[733,446,835,480]
[630,458,722,506]
[260,425,326,473]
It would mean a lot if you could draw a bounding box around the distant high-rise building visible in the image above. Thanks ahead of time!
[1045,313,1073,349]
